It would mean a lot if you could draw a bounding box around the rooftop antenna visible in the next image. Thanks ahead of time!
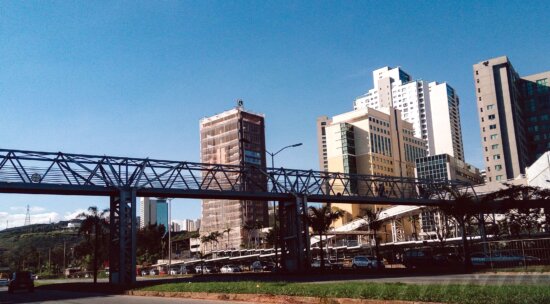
[24,204,31,226]
[237,99,243,108]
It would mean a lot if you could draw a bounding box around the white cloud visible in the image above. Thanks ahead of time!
[0,211,60,228]
[64,209,88,221]
[31,206,46,213]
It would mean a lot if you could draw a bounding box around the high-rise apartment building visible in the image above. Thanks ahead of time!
[183,219,196,231]
[354,67,464,161]
[199,106,269,250]
[473,56,550,182]
[316,116,332,172]
[318,107,427,226]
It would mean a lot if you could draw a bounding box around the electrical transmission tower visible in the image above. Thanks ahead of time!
[24,204,31,226]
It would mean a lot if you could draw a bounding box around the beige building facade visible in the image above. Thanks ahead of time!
[318,107,427,226]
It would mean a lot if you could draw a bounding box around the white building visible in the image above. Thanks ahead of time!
[171,221,181,232]
[183,219,196,231]
[354,66,464,161]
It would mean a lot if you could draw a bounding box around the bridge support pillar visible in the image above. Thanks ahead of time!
[279,195,310,273]
[109,188,137,285]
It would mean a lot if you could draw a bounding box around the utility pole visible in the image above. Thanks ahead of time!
[63,241,66,270]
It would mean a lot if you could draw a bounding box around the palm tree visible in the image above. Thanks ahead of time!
[223,227,232,250]
[200,234,212,254]
[438,188,480,272]
[408,214,419,241]
[77,206,109,284]
[307,206,345,270]
[209,231,222,252]
[363,209,383,259]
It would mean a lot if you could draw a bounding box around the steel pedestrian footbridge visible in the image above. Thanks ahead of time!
[0,148,475,284]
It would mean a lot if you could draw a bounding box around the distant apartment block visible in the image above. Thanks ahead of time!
[354,66,465,161]
[317,107,427,226]
[474,56,550,182]
[199,106,269,250]
[183,219,195,231]
[171,221,181,232]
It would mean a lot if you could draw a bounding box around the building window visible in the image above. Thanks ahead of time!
[493,154,501,160]
[495,165,502,171]
[490,134,498,140]
[492,144,499,150]
[496,175,503,181]
[488,114,496,120]
[489,124,497,130]
[487,104,494,110]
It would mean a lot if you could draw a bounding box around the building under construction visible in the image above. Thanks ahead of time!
[199,105,269,251]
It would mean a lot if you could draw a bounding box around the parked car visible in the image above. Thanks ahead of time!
[182,265,196,274]
[220,265,241,273]
[311,259,343,270]
[140,269,148,276]
[251,261,275,272]
[351,256,384,270]
[195,265,217,274]
[8,271,34,293]
[149,269,159,275]
[0,278,9,287]
[169,268,181,275]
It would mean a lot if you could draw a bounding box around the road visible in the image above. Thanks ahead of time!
[0,287,254,304]
[28,271,550,286]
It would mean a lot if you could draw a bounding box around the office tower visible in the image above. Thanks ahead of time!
[318,107,427,226]
[474,56,550,182]
[139,197,168,229]
[415,154,483,184]
[199,105,268,249]
[354,67,465,161]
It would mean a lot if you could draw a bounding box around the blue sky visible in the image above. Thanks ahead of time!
[1,1,549,228]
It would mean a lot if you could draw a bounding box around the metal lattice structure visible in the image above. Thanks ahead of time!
[0,148,475,204]
[0,148,478,284]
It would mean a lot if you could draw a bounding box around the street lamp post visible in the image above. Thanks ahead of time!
[266,143,303,269]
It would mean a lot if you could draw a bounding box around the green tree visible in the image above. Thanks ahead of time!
[307,206,345,270]
[408,214,419,241]
[438,188,480,272]
[77,206,109,284]
[208,231,222,252]
[223,228,232,250]
[137,224,165,265]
